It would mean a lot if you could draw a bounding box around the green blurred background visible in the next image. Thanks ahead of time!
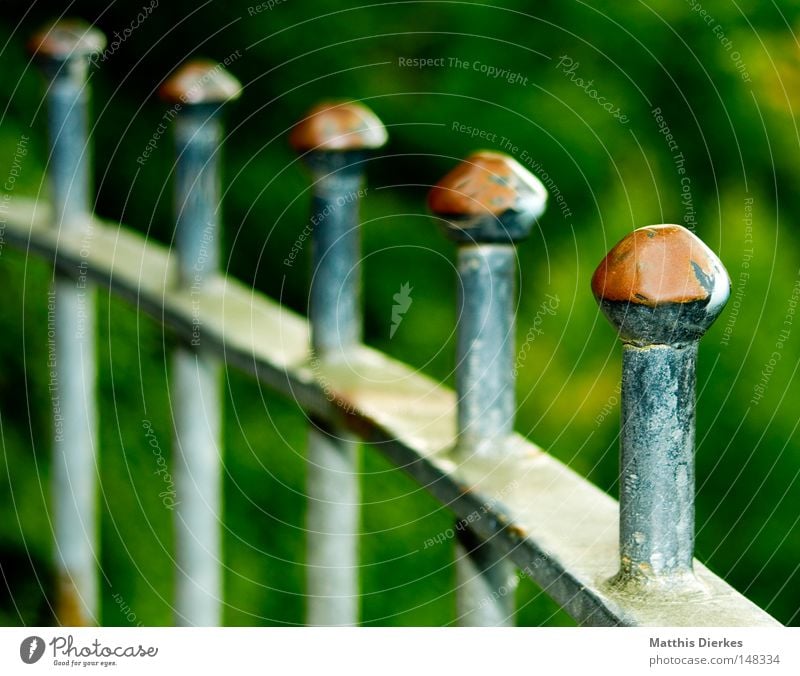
[0,0,798,626]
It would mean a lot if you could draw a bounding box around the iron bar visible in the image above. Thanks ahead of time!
[159,60,241,626]
[29,19,106,627]
[290,101,387,626]
[428,151,547,626]
[592,224,731,592]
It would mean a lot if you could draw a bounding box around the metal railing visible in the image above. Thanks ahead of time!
[3,18,781,627]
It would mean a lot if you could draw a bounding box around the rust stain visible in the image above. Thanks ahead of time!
[28,19,105,59]
[506,523,527,538]
[428,151,528,216]
[591,224,719,306]
[160,60,242,105]
[339,404,375,440]
[290,101,387,151]
[56,572,92,627]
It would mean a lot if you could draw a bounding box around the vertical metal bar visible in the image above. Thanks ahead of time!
[46,61,91,230]
[30,19,106,626]
[428,151,547,626]
[453,244,517,626]
[306,166,363,626]
[619,342,697,578]
[159,62,241,626]
[290,101,387,626]
[172,104,224,629]
[592,223,730,591]
[305,419,359,626]
[173,109,221,286]
[455,522,517,626]
[309,168,363,355]
[172,347,222,626]
[456,245,515,453]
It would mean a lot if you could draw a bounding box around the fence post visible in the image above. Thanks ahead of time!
[290,101,387,626]
[592,224,730,590]
[29,19,105,626]
[159,60,241,626]
[428,151,547,625]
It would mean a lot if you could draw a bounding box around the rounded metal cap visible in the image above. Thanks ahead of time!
[592,224,730,345]
[159,59,242,105]
[427,151,547,244]
[28,19,106,61]
[290,100,388,152]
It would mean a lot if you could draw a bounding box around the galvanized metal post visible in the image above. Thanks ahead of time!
[428,151,547,625]
[592,224,730,590]
[29,19,105,626]
[290,101,387,626]
[160,61,241,626]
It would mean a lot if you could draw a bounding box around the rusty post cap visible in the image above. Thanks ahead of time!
[592,224,730,345]
[427,151,547,244]
[290,100,388,153]
[159,59,242,106]
[28,19,106,61]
